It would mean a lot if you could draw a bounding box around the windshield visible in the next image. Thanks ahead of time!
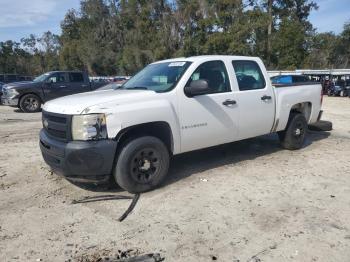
[33,73,50,83]
[123,61,192,92]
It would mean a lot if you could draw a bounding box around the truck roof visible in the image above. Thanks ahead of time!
[152,55,261,64]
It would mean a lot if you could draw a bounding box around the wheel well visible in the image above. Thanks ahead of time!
[290,102,312,122]
[115,122,174,154]
[18,93,42,105]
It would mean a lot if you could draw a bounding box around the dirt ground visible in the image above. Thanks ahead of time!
[0,96,350,262]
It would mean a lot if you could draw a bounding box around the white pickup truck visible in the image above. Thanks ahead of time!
[40,55,323,192]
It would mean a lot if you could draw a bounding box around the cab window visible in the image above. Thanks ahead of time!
[232,60,266,91]
[48,73,66,83]
[186,60,231,94]
[69,72,84,83]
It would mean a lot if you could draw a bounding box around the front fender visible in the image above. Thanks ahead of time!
[86,98,181,154]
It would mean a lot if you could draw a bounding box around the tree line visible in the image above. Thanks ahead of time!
[0,0,349,77]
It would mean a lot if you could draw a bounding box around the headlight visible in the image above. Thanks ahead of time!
[5,88,18,97]
[72,114,107,141]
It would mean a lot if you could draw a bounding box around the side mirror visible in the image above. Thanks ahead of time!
[184,79,211,97]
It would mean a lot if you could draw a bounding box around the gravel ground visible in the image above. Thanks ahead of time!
[0,96,349,262]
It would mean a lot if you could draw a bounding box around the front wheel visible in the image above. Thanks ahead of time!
[114,136,170,193]
[19,94,41,113]
[278,113,307,150]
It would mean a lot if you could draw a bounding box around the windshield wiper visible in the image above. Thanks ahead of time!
[124,86,149,90]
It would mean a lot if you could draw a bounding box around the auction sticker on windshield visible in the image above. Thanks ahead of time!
[168,62,186,67]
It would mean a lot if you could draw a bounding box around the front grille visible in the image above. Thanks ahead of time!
[45,114,67,124]
[42,111,72,141]
[47,128,67,139]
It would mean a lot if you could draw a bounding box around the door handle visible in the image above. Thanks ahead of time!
[261,95,272,101]
[59,85,66,88]
[222,99,237,106]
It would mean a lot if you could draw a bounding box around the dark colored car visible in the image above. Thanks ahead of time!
[271,75,311,86]
[95,82,123,91]
[1,71,106,113]
[327,84,342,96]
[327,79,349,97]
[112,76,129,85]
[0,82,4,103]
[342,79,350,97]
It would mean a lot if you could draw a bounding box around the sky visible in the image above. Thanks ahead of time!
[309,0,349,33]
[0,0,80,42]
[0,0,349,42]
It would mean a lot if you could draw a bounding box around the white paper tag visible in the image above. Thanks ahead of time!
[168,62,186,67]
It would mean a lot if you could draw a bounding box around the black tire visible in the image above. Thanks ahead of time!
[308,120,333,132]
[114,136,170,193]
[278,113,307,150]
[19,94,41,113]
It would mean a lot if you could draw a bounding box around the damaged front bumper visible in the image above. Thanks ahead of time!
[39,129,117,183]
[1,97,18,106]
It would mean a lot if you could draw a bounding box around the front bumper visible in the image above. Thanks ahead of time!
[1,97,18,106]
[39,129,117,183]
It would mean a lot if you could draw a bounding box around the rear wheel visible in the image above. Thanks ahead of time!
[19,94,41,113]
[114,136,170,193]
[278,113,307,150]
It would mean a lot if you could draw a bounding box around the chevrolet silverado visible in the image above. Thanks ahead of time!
[39,56,324,193]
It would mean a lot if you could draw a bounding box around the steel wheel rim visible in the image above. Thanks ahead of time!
[130,147,161,184]
[23,97,39,111]
[293,121,305,138]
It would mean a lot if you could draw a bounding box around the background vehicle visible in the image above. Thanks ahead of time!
[0,81,4,103]
[1,71,106,112]
[327,80,347,96]
[341,79,350,97]
[95,82,122,91]
[40,56,324,193]
[271,75,311,86]
[346,80,350,97]
[112,76,130,85]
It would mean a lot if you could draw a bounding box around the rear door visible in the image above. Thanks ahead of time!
[231,60,275,140]
[67,72,91,94]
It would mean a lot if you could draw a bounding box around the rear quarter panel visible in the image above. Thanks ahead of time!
[274,84,322,131]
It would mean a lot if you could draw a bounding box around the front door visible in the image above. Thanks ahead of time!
[231,60,275,140]
[44,72,70,101]
[178,60,239,153]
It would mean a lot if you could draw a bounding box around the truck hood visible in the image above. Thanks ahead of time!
[43,89,157,114]
[4,81,39,90]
